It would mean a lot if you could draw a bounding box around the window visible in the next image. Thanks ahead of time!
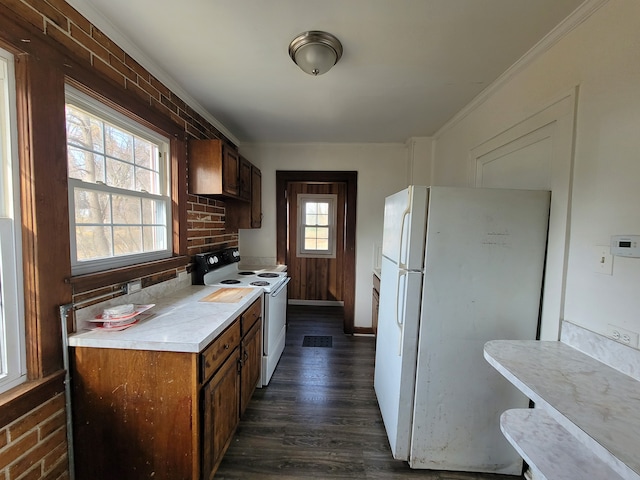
[0,48,27,393]
[65,86,172,275]
[297,194,337,258]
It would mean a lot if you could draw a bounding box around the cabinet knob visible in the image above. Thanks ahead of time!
[224,344,230,350]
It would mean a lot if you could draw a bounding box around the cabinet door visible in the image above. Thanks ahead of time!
[240,319,262,416]
[238,156,252,201]
[250,166,262,228]
[222,146,240,197]
[202,347,240,480]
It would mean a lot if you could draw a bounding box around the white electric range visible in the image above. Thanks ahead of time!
[193,248,289,386]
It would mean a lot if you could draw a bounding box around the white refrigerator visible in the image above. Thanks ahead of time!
[374,186,550,475]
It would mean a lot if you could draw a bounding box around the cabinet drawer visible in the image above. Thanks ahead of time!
[201,320,241,384]
[241,298,262,336]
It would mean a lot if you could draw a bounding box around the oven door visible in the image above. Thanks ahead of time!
[262,277,290,386]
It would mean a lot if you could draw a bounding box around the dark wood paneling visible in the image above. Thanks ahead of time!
[16,53,70,378]
[276,171,357,333]
[287,182,345,302]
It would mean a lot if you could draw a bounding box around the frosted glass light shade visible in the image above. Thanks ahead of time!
[289,31,343,76]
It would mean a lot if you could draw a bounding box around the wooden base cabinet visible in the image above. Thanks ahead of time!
[202,347,240,480]
[71,297,262,480]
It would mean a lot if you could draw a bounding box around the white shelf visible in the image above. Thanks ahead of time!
[484,340,640,479]
[500,408,624,480]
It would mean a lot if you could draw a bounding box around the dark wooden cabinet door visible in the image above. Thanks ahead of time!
[222,146,240,197]
[250,166,262,228]
[238,156,252,201]
[202,347,240,480]
[240,319,262,416]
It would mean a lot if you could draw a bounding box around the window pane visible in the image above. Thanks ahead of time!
[318,202,329,215]
[304,238,317,250]
[317,227,329,239]
[66,105,104,153]
[316,239,329,250]
[68,147,105,184]
[305,202,317,214]
[305,214,316,226]
[305,226,317,238]
[106,158,135,190]
[114,226,142,255]
[135,166,160,194]
[141,198,165,224]
[105,124,134,163]
[134,138,155,169]
[112,194,141,225]
[74,189,111,224]
[76,226,112,261]
[143,226,166,251]
[317,214,329,226]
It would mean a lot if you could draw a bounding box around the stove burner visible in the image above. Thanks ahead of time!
[250,281,270,287]
[220,279,241,284]
[238,271,255,275]
[258,273,280,278]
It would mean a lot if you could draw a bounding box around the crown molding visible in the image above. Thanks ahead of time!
[434,0,609,138]
[65,0,240,146]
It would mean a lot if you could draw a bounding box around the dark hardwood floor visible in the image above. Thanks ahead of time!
[215,305,522,480]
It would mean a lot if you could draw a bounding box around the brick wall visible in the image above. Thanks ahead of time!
[0,0,242,476]
[0,394,68,480]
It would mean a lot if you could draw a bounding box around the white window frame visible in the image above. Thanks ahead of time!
[0,48,27,393]
[296,194,337,258]
[65,85,172,275]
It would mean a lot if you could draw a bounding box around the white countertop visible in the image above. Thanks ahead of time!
[68,285,263,353]
[484,339,640,479]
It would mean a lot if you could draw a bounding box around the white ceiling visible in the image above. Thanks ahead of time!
[67,0,586,145]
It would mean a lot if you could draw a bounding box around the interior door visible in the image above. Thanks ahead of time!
[287,181,346,303]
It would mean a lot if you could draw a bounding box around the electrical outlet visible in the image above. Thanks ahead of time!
[594,245,613,275]
[607,324,639,348]
[126,280,142,294]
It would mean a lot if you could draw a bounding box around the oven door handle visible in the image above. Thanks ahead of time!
[270,277,290,297]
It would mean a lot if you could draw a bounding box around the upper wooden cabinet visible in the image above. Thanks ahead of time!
[189,139,249,201]
[226,163,262,231]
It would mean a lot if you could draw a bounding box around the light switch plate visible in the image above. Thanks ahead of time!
[594,245,613,275]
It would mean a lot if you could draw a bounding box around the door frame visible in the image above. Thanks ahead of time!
[276,171,357,334]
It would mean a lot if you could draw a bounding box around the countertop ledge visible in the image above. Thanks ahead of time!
[484,339,640,480]
[68,285,263,353]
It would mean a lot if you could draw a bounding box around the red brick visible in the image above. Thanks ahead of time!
[42,442,66,470]
[42,454,68,480]
[109,54,136,82]
[9,426,65,478]
[0,430,7,450]
[11,463,41,480]
[137,77,160,101]
[70,23,109,62]
[150,76,171,98]
[9,394,64,441]
[45,0,91,33]
[45,21,91,64]
[92,27,125,62]
[124,54,149,82]
[38,411,65,440]
[22,0,68,30]
[160,94,178,114]
[0,431,38,468]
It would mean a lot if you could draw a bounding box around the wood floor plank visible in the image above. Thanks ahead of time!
[214,305,522,480]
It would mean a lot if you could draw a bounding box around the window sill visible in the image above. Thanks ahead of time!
[0,371,66,427]
[68,255,190,294]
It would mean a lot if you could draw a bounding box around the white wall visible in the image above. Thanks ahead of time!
[237,143,408,329]
[431,1,640,344]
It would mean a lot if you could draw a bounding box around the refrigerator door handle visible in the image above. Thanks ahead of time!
[396,270,407,356]
[398,205,411,270]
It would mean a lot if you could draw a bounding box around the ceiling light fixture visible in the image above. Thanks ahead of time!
[288,31,343,76]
